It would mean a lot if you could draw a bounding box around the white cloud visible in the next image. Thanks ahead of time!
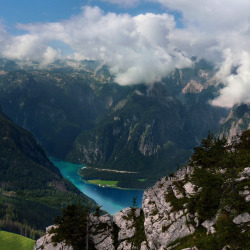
[0,6,192,85]
[211,51,250,108]
[150,0,250,107]
[0,1,250,107]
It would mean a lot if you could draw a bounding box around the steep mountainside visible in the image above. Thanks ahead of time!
[67,64,228,188]
[217,104,250,139]
[35,130,250,250]
[0,58,229,188]
[0,108,96,239]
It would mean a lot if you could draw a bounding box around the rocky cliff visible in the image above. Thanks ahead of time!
[34,130,250,250]
[217,104,250,140]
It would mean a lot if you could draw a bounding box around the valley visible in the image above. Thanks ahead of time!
[0,57,249,248]
[51,158,144,215]
[0,58,240,189]
[1,1,250,248]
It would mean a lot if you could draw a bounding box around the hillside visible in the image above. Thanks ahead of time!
[35,130,250,249]
[0,58,230,188]
[0,108,97,239]
[0,231,35,250]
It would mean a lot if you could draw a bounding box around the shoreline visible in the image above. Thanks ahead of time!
[81,166,139,174]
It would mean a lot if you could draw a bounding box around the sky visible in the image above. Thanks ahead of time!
[0,0,250,108]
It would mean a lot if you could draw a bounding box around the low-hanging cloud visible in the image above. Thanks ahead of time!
[0,6,192,85]
[211,51,250,108]
[0,1,250,107]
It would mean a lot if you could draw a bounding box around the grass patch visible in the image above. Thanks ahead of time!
[138,179,147,182]
[0,231,35,250]
[87,179,118,187]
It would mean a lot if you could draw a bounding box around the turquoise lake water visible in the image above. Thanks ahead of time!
[51,158,144,215]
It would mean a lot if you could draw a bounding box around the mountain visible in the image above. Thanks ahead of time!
[35,130,250,250]
[217,103,250,139]
[0,58,229,188]
[67,62,229,188]
[0,108,97,239]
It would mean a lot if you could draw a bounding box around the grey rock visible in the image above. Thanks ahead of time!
[221,245,231,250]
[236,167,250,182]
[34,225,73,250]
[113,207,141,241]
[117,240,133,250]
[239,190,250,196]
[89,214,115,250]
[140,241,149,250]
[184,182,196,197]
[233,212,250,224]
[202,218,216,234]
[245,195,250,202]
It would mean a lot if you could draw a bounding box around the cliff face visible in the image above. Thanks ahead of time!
[217,104,250,140]
[35,165,250,249]
[35,130,250,249]
[35,129,250,250]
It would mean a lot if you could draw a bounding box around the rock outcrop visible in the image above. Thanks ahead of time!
[143,166,196,250]
[35,131,250,249]
[34,226,73,250]
[89,214,115,250]
[34,165,250,250]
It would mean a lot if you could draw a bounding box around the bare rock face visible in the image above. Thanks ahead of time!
[34,226,73,250]
[89,214,115,250]
[184,182,196,197]
[143,166,196,250]
[35,159,250,249]
[113,207,141,243]
[117,240,133,250]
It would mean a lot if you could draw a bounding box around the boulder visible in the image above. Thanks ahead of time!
[233,213,250,225]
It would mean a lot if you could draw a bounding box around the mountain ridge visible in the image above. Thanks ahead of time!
[0,108,97,239]
[0,58,247,188]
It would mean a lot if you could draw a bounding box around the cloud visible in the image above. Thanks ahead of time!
[0,6,192,85]
[150,0,250,107]
[211,51,250,108]
[0,1,250,107]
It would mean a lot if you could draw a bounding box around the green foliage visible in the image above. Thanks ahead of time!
[127,198,147,249]
[167,215,249,250]
[188,168,223,220]
[0,110,96,238]
[168,130,250,249]
[93,206,102,217]
[51,204,95,250]
[190,132,228,169]
[79,167,153,189]
[0,230,35,250]
[187,131,250,222]
[165,189,188,212]
[0,60,229,189]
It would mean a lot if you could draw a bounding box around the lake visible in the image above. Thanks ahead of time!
[51,158,144,215]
